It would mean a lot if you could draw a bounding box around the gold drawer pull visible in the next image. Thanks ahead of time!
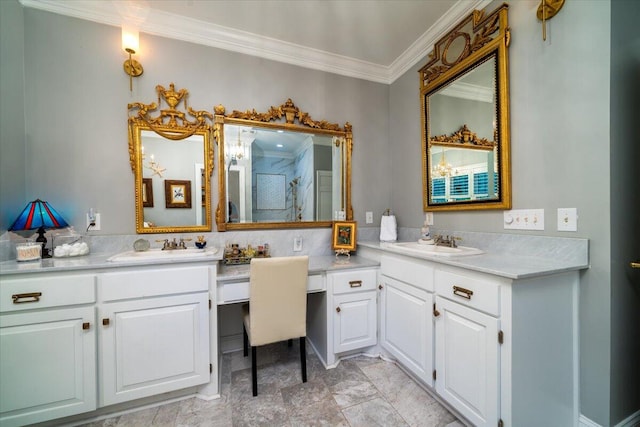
[349,280,362,288]
[453,285,473,300]
[631,261,640,269]
[12,292,42,304]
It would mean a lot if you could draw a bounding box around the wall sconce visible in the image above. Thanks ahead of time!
[537,0,565,41]
[122,25,143,91]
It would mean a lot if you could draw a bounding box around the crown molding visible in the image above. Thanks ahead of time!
[19,0,492,85]
[440,82,493,103]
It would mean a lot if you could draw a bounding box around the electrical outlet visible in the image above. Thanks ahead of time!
[503,209,544,230]
[365,211,373,224]
[86,213,101,231]
[293,236,302,251]
[557,208,578,231]
[425,212,434,226]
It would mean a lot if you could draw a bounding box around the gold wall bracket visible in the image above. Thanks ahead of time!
[537,0,565,41]
[123,48,143,91]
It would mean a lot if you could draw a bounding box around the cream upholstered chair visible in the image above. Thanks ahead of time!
[242,255,309,396]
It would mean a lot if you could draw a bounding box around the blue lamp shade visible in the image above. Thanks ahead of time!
[8,199,69,231]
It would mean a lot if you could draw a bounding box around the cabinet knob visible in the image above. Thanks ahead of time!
[378,284,383,290]
[433,308,440,317]
[336,306,341,313]
[102,318,110,326]
[82,322,90,330]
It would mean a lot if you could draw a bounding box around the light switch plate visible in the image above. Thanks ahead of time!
[425,212,434,226]
[504,209,544,230]
[557,208,578,231]
[365,211,373,224]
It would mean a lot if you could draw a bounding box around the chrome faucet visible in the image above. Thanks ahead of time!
[433,234,460,248]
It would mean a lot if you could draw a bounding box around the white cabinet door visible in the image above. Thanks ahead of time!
[99,293,209,406]
[0,307,96,427]
[380,275,434,386]
[332,291,377,353]
[434,296,499,427]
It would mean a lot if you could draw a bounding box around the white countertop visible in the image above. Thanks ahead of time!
[0,250,224,276]
[358,241,589,280]
[0,251,379,278]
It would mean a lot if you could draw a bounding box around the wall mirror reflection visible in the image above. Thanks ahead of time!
[214,99,352,231]
[128,83,214,234]
[420,4,511,211]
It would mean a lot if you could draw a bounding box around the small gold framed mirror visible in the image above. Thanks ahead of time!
[419,4,511,211]
[128,83,214,233]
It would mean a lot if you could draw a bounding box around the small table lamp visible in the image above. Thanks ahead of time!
[8,199,69,258]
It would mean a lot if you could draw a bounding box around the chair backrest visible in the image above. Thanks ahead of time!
[248,255,309,346]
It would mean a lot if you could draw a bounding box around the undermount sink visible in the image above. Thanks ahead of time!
[107,247,218,262]
[388,241,484,257]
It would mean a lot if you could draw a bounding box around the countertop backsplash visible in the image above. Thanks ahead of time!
[0,227,587,266]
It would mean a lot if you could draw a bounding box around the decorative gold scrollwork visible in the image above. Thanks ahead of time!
[430,125,496,150]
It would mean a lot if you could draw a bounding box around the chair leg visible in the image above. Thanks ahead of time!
[243,324,248,357]
[300,337,307,383]
[251,346,258,396]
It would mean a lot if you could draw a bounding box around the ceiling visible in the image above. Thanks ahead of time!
[20,0,490,84]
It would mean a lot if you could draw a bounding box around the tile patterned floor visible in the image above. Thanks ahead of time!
[82,342,463,426]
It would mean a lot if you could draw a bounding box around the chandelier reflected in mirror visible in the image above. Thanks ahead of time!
[433,148,455,177]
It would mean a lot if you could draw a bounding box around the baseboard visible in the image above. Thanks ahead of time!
[615,410,640,427]
[580,410,640,427]
[580,414,602,427]
[220,333,243,354]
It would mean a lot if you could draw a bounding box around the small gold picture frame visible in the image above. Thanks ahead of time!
[332,221,357,252]
[142,178,154,208]
[165,179,192,208]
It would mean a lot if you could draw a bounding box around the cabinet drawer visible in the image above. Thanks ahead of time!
[217,274,325,304]
[99,266,209,302]
[435,270,500,316]
[0,274,96,313]
[381,255,434,292]
[331,269,377,295]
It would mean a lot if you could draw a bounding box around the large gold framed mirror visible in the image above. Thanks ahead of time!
[214,99,352,231]
[128,83,214,233]
[419,4,511,211]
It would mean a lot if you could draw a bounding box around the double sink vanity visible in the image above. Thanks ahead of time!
[0,233,588,427]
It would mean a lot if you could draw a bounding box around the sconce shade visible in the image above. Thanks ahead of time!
[8,199,69,232]
[121,25,139,53]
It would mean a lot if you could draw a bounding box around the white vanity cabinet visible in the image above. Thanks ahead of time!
[97,265,211,406]
[433,270,501,427]
[0,273,97,427]
[379,255,434,386]
[372,249,580,427]
[328,268,377,359]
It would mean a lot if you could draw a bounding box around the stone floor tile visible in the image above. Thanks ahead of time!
[341,397,409,427]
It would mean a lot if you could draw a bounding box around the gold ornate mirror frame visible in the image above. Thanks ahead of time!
[419,4,511,211]
[214,99,353,231]
[128,83,214,233]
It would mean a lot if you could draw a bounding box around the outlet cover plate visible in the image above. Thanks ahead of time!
[365,211,373,224]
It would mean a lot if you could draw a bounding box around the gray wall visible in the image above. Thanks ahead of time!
[389,1,621,425]
[8,5,389,235]
[0,0,26,231]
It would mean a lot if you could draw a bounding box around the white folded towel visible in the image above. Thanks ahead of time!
[380,215,397,242]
